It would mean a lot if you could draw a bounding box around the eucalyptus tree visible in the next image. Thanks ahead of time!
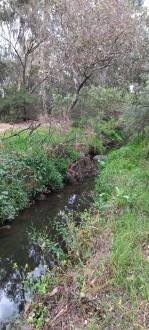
[50,0,148,112]
[0,0,53,116]
[0,0,148,119]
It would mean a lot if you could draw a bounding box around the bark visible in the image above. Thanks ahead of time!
[69,75,90,113]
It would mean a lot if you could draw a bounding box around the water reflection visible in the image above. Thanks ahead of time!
[0,178,95,324]
[68,194,76,205]
[0,245,43,322]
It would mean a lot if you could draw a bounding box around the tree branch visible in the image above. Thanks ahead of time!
[30,75,49,94]
[1,35,25,68]
[2,123,41,141]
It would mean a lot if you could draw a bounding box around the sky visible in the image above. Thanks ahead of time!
[144,0,149,7]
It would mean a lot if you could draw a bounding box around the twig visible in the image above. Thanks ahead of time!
[28,123,41,137]
[2,123,40,141]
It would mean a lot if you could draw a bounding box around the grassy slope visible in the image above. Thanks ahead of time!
[23,136,149,330]
[96,137,149,301]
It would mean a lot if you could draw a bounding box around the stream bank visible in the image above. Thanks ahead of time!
[0,177,95,328]
[16,137,149,330]
[0,137,99,225]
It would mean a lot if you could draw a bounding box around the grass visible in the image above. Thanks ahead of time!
[21,135,149,329]
[96,137,149,300]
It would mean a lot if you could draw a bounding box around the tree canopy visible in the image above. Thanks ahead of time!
[0,0,148,118]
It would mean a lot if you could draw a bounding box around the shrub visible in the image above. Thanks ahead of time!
[51,93,73,118]
[0,86,38,122]
[0,152,64,223]
[123,78,149,136]
[71,86,124,124]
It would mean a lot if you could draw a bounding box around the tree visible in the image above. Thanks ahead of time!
[131,0,144,7]
[50,0,148,112]
[0,0,148,120]
[123,76,149,135]
[0,0,52,117]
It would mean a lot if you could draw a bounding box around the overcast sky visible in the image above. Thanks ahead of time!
[144,0,149,7]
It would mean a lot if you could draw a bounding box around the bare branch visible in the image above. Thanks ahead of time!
[30,75,49,94]
[2,123,41,141]
[1,35,25,68]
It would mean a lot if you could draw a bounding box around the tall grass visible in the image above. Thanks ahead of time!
[95,136,149,300]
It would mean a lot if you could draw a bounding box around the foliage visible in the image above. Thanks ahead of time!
[0,103,126,223]
[24,153,63,192]
[0,0,148,117]
[65,126,104,154]
[72,86,124,124]
[0,155,30,221]
[51,93,73,118]
[0,149,64,222]
[28,227,66,263]
[123,78,149,136]
[0,127,84,222]
[0,87,38,121]
[68,86,124,148]
[17,135,149,329]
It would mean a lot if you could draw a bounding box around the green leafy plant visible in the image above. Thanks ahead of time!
[0,86,38,121]
[123,77,149,136]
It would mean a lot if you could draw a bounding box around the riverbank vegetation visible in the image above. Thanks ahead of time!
[20,77,149,329]
[0,0,149,328]
[0,86,124,224]
[21,135,149,330]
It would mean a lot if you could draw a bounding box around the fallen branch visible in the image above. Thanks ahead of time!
[1,123,41,141]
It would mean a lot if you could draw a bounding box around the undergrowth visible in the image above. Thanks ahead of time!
[0,128,81,223]
[0,124,104,223]
[22,135,149,329]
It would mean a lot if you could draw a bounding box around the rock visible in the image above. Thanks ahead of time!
[0,225,11,230]
[36,193,46,201]
[43,188,51,195]
[93,155,106,161]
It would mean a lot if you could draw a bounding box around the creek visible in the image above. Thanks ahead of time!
[0,178,95,326]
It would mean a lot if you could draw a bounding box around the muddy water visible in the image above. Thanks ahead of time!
[0,178,95,324]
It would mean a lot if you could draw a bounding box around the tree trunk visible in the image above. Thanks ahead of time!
[40,0,48,118]
[69,92,79,113]
[69,75,90,113]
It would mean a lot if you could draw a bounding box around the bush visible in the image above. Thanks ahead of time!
[0,128,83,223]
[0,152,64,223]
[51,93,73,118]
[0,87,39,121]
[123,78,149,136]
[71,86,124,124]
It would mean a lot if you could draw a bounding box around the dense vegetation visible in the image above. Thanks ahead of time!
[0,0,148,121]
[0,0,149,329]
[0,127,90,222]
[0,85,125,223]
[17,136,149,330]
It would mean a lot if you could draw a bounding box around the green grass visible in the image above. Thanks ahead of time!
[111,211,149,299]
[1,127,63,154]
[96,136,149,300]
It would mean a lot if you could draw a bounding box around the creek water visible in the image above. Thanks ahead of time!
[0,178,95,325]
